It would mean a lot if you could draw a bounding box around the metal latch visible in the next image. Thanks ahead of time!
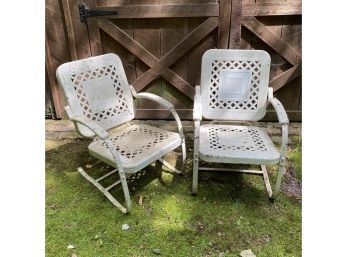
[79,4,117,24]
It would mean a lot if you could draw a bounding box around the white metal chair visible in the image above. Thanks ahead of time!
[56,53,186,213]
[192,49,288,199]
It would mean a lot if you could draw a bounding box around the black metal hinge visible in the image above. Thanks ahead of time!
[79,4,117,24]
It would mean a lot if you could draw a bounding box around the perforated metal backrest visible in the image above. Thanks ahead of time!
[56,53,134,137]
[201,49,271,121]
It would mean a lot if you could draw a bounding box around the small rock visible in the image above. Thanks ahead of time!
[71,254,78,257]
[86,164,92,169]
[240,249,256,257]
[145,207,153,214]
[67,245,75,250]
[97,239,103,247]
[218,252,225,257]
[261,234,271,244]
[122,224,130,230]
[138,195,143,206]
[218,220,224,225]
[152,248,161,255]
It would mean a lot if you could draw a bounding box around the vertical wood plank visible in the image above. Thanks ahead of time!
[45,35,63,119]
[187,18,216,91]
[68,0,92,59]
[187,0,218,91]
[274,13,301,110]
[255,15,286,79]
[85,0,103,56]
[229,0,242,48]
[160,0,190,108]
[132,0,162,109]
[240,0,254,50]
[104,0,138,107]
[61,0,78,60]
[217,0,231,49]
[46,0,72,118]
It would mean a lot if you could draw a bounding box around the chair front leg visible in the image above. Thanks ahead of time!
[192,121,200,194]
[272,124,288,199]
[104,138,132,212]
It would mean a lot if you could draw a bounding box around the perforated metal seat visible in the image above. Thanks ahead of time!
[199,124,280,165]
[192,49,289,199]
[89,124,181,172]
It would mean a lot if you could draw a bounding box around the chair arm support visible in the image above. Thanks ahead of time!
[69,114,124,166]
[70,115,126,168]
[193,86,202,121]
[267,98,288,158]
[70,116,109,140]
[135,92,174,110]
[268,97,289,125]
[280,124,289,158]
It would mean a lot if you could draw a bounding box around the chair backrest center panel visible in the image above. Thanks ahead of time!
[201,49,271,121]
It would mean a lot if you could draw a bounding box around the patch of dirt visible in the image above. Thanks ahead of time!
[281,166,302,200]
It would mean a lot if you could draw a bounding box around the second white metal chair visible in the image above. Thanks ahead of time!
[56,53,186,213]
[192,49,289,199]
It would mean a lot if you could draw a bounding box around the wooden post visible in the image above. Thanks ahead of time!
[217,0,231,49]
[61,0,78,60]
[45,35,63,118]
[229,0,242,49]
[85,0,103,56]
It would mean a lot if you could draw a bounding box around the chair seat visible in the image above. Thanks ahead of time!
[89,124,181,173]
[199,124,280,165]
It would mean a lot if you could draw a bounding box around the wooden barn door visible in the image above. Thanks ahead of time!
[46,0,301,120]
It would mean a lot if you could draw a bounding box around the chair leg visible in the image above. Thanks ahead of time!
[118,169,132,212]
[181,141,187,162]
[261,165,273,198]
[272,158,286,199]
[192,146,199,195]
[77,167,129,213]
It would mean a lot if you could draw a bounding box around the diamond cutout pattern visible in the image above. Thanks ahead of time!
[208,126,268,152]
[208,60,261,111]
[100,125,170,159]
[70,65,132,122]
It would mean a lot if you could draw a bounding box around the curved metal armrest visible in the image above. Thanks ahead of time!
[268,97,289,125]
[134,92,174,110]
[130,86,184,140]
[193,86,202,121]
[70,115,109,140]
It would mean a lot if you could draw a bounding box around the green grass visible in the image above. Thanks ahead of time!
[46,137,301,257]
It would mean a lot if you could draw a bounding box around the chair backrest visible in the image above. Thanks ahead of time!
[56,53,134,137]
[201,49,271,121]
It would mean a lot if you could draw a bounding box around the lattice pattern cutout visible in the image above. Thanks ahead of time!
[101,126,170,159]
[209,60,261,110]
[208,127,268,152]
[70,65,132,121]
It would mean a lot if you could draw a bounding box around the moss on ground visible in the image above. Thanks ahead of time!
[46,137,301,257]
